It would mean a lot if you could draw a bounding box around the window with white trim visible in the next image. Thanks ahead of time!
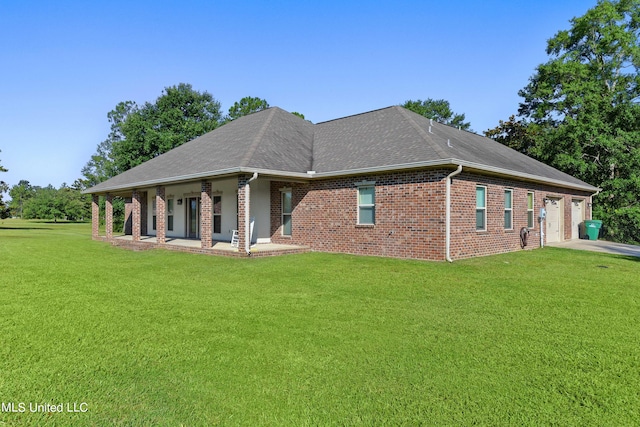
[357,185,375,225]
[476,186,487,231]
[281,189,292,236]
[152,202,157,231]
[167,198,174,231]
[213,196,221,234]
[527,192,535,228]
[504,189,513,230]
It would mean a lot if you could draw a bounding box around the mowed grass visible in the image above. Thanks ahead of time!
[0,219,639,426]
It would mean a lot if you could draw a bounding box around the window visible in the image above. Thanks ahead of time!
[476,186,486,231]
[152,202,157,231]
[504,189,513,230]
[167,198,174,231]
[282,190,292,236]
[358,185,375,225]
[527,192,535,228]
[213,196,221,234]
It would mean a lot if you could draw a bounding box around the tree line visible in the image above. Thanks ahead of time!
[7,180,89,221]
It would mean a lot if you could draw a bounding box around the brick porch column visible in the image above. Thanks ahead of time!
[237,175,249,252]
[132,190,141,241]
[105,193,113,239]
[91,194,100,239]
[201,181,213,248]
[156,186,166,244]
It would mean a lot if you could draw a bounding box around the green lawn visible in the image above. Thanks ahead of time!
[0,219,639,426]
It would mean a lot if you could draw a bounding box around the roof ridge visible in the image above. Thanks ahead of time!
[240,107,277,167]
[316,106,397,125]
[309,124,316,171]
[396,106,449,159]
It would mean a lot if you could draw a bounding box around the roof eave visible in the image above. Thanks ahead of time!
[84,160,599,195]
[310,159,600,193]
[82,167,312,194]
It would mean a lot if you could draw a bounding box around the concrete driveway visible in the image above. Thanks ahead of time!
[547,239,640,258]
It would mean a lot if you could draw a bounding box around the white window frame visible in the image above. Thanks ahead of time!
[504,189,513,230]
[212,195,222,234]
[356,181,376,225]
[476,185,487,231]
[527,192,535,229]
[167,198,174,231]
[152,201,157,231]
[281,188,292,236]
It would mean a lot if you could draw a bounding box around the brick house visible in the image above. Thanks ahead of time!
[85,106,598,261]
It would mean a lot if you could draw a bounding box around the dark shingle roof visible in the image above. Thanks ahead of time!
[86,106,598,193]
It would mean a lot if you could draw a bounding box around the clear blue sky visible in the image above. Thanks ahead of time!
[0,0,597,190]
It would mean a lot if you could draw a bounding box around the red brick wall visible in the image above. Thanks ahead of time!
[270,170,593,261]
[450,174,536,259]
[270,170,449,260]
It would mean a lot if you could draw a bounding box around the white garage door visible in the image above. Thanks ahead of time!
[546,197,563,243]
[571,199,584,240]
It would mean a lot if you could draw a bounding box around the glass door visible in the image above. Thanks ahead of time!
[187,197,200,239]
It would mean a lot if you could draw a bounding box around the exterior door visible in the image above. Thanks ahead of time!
[571,199,584,240]
[187,197,200,239]
[545,197,563,243]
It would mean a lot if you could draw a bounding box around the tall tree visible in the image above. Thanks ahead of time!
[81,101,135,187]
[402,99,471,131]
[111,83,223,172]
[494,0,640,243]
[8,180,34,218]
[226,96,270,122]
[15,183,89,222]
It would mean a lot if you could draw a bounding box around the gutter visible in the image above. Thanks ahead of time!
[445,165,463,262]
[307,159,598,193]
[244,172,259,255]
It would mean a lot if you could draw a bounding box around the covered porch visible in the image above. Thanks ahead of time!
[91,174,302,257]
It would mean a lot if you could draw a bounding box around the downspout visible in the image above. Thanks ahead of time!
[540,208,545,249]
[445,165,463,262]
[244,172,259,255]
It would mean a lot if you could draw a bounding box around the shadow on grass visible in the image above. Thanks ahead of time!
[0,226,53,230]
[32,220,90,224]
